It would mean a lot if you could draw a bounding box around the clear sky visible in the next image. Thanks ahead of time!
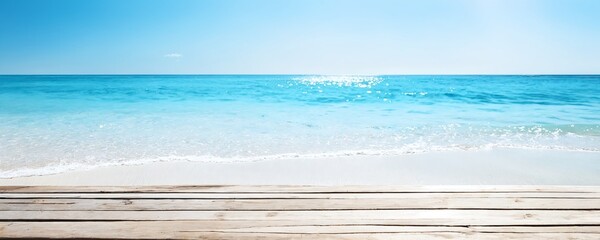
[1,0,599,74]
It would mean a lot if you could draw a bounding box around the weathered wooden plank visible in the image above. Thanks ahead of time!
[1,222,599,234]
[2,210,599,225]
[3,192,600,199]
[3,222,600,233]
[2,185,600,193]
[1,222,599,239]
[2,197,599,211]
[1,185,599,239]
[1,232,598,240]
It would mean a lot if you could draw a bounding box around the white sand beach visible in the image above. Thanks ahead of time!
[2,148,599,186]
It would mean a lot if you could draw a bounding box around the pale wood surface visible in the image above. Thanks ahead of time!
[1,185,599,239]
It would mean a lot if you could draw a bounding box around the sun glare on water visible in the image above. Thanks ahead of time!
[292,75,383,88]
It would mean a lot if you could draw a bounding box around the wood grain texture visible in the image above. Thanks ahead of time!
[3,192,600,199]
[1,185,599,239]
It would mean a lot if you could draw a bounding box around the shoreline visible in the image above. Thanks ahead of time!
[2,148,599,186]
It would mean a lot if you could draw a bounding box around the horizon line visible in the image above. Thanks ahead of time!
[1,73,599,76]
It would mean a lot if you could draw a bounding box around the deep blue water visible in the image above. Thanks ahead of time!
[1,75,599,177]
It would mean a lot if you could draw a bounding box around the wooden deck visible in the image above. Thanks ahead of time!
[1,185,599,239]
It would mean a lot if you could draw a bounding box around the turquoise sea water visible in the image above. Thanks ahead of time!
[1,75,599,177]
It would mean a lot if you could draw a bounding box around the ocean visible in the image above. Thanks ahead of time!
[1,75,599,177]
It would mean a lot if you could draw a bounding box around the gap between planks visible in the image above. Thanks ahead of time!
[1,198,600,211]
[3,185,600,193]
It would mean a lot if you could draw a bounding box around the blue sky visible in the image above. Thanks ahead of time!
[0,0,599,74]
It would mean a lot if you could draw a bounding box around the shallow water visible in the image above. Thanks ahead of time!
[1,75,599,177]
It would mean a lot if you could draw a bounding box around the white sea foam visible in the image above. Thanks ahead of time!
[2,143,599,179]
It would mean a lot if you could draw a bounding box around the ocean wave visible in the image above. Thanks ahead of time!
[2,143,599,179]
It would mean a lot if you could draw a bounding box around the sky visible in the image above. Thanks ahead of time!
[0,0,599,74]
